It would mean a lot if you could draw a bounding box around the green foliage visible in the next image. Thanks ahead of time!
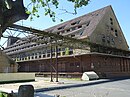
[28,0,90,21]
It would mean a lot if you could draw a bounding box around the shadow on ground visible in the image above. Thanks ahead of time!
[35,77,130,92]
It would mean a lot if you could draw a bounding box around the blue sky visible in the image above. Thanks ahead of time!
[1,0,130,48]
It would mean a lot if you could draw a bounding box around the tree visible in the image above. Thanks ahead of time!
[26,0,90,22]
[0,0,29,34]
[0,0,90,35]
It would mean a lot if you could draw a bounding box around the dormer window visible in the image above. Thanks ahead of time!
[110,17,113,21]
[111,27,113,31]
[71,27,76,31]
[67,29,70,32]
[86,21,90,26]
[71,20,80,25]
[58,26,65,30]
[78,25,82,29]
[115,30,118,37]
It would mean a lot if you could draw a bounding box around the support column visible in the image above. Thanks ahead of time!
[55,44,58,82]
[50,43,53,82]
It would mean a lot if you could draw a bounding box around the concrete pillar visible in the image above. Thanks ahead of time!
[18,85,34,97]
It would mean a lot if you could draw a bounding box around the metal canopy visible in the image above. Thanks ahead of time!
[8,24,130,56]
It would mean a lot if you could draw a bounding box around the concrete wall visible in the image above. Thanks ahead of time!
[90,6,129,51]
[0,73,35,83]
[0,49,18,73]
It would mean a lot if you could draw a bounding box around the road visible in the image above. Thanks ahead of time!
[36,78,130,97]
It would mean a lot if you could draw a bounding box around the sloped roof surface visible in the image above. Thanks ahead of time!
[45,6,111,39]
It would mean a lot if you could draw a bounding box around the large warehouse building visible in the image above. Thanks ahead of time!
[3,5,130,78]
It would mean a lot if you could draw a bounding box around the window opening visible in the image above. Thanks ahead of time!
[58,26,65,30]
[86,21,90,26]
[71,20,80,25]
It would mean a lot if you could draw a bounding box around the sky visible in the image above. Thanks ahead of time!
[1,0,130,48]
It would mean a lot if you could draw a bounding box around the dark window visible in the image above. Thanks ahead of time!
[80,31,83,35]
[115,32,118,37]
[71,21,80,25]
[111,38,115,45]
[111,22,113,25]
[71,27,76,31]
[69,51,73,55]
[110,17,113,21]
[58,52,60,56]
[58,26,65,30]
[111,27,113,31]
[31,56,34,59]
[52,53,55,57]
[102,35,105,42]
[62,52,65,55]
[39,55,41,58]
[107,36,110,43]
[47,54,50,57]
[58,48,61,51]
[71,34,75,37]
[102,38,105,42]
[43,55,46,58]
[78,25,82,29]
[57,32,60,35]
[67,29,70,32]
[86,21,90,26]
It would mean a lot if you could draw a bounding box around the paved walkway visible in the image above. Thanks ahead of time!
[0,77,82,92]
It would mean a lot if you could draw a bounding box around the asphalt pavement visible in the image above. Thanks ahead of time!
[0,77,130,97]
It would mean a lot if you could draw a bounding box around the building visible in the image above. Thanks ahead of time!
[3,5,130,78]
[0,49,18,73]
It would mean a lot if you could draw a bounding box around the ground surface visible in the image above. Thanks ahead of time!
[0,77,130,97]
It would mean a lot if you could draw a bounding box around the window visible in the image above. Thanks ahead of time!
[110,17,113,21]
[39,55,41,58]
[111,38,115,45]
[80,31,83,36]
[57,32,60,35]
[69,51,73,55]
[71,34,75,37]
[67,29,70,32]
[111,27,113,31]
[62,52,65,55]
[86,21,90,26]
[52,53,55,57]
[43,54,46,58]
[71,27,76,31]
[71,20,80,25]
[78,25,82,29]
[31,56,34,59]
[107,36,110,43]
[58,26,65,30]
[115,32,118,37]
[102,35,105,42]
[111,22,113,25]
[58,52,60,56]
[35,56,37,59]
[47,54,50,57]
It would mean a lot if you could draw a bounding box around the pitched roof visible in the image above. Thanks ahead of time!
[44,5,111,39]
